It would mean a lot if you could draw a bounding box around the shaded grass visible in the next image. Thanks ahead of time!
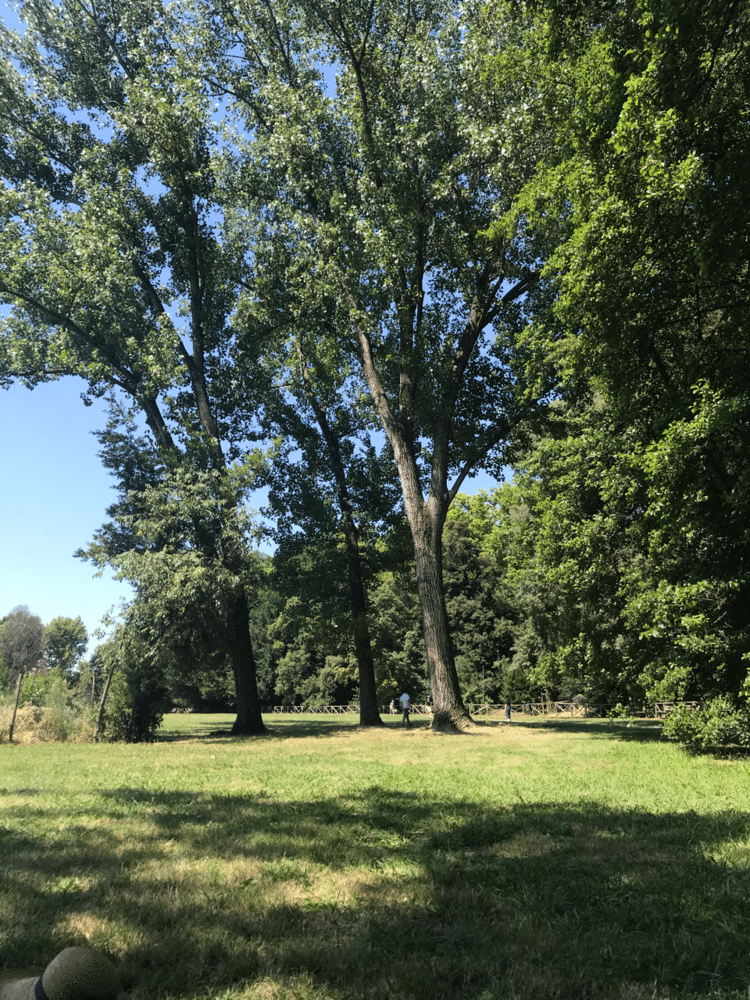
[1,715,750,1000]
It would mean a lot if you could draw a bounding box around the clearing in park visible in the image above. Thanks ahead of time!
[1,713,750,1000]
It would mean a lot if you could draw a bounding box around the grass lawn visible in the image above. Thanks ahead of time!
[1,713,750,1000]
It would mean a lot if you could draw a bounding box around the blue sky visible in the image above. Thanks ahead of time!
[0,1,503,655]
[0,379,135,645]
[0,375,500,653]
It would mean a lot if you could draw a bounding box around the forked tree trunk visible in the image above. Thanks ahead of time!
[8,669,24,744]
[226,590,267,735]
[351,333,473,731]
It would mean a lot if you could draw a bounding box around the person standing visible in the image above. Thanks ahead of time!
[399,691,411,728]
[505,699,512,723]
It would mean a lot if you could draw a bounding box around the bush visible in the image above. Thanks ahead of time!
[662,696,750,753]
[608,702,636,719]
[98,666,167,743]
[39,669,78,740]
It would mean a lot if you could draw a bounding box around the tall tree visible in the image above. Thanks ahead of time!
[78,399,268,722]
[494,0,750,702]
[0,0,266,733]
[277,340,386,725]
[231,316,400,724]
[202,0,555,727]
[1,605,44,742]
[43,615,88,682]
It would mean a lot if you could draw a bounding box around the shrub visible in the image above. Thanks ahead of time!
[663,696,750,753]
[98,666,167,743]
[608,702,636,719]
[38,669,78,741]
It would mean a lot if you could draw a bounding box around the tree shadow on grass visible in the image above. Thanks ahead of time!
[491,718,666,744]
[160,715,664,746]
[2,783,750,1000]
[156,717,432,743]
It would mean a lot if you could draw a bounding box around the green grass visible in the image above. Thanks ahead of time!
[2,714,750,1000]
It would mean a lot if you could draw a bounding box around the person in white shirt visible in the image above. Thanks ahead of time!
[399,692,411,728]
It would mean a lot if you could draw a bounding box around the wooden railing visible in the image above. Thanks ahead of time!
[259,701,701,718]
[471,702,700,718]
[467,702,611,717]
[264,704,434,715]
[265,705,360,714]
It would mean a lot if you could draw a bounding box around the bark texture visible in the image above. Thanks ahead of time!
[227,590,267,735]
[406,494,474,730]
[351,320,474,731]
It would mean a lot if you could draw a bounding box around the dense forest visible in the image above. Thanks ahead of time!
[0,0,748,736]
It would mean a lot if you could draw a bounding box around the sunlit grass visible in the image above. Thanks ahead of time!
[1,714,749,1000]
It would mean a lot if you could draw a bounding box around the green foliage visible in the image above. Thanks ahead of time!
[96,630,169,744]
[444,499,518,702]
[0,1,267,732]
[485,390,750,706]
[98,670,160,744]
[81,439,265,703]
[368,563,427,701]
[3,0,748,718]
[21,669,57,708]
[607,703,638,720]
[263,525,434,707]
[42,616,88,680]
[264,495,552,709]
[0,605,44,681]
[37,668,81,741]
[662,697,750,755]
[488,0,750,703]
[483,403,642,703]
[204,0,559,718]
[269,537,363,706]
[4,666,95,742]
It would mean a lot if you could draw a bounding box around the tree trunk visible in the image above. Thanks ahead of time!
[8,670,24,744]
[294,341,382,727]
[93,660,118,742]
[342,520,383,727]
[226,590,267,735]
[136,264,267,737]
[352,331,472,730]
[411,500,473,730]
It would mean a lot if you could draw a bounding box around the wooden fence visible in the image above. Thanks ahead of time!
[265,704,434,715]
[262,701,700,718]
[469,701,699,718]
[469,702,611,717]
[653,701,700,718]
[264,705,360,714]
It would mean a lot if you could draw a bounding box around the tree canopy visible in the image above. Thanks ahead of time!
[43,615,88,680]
[1,0,748,730]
